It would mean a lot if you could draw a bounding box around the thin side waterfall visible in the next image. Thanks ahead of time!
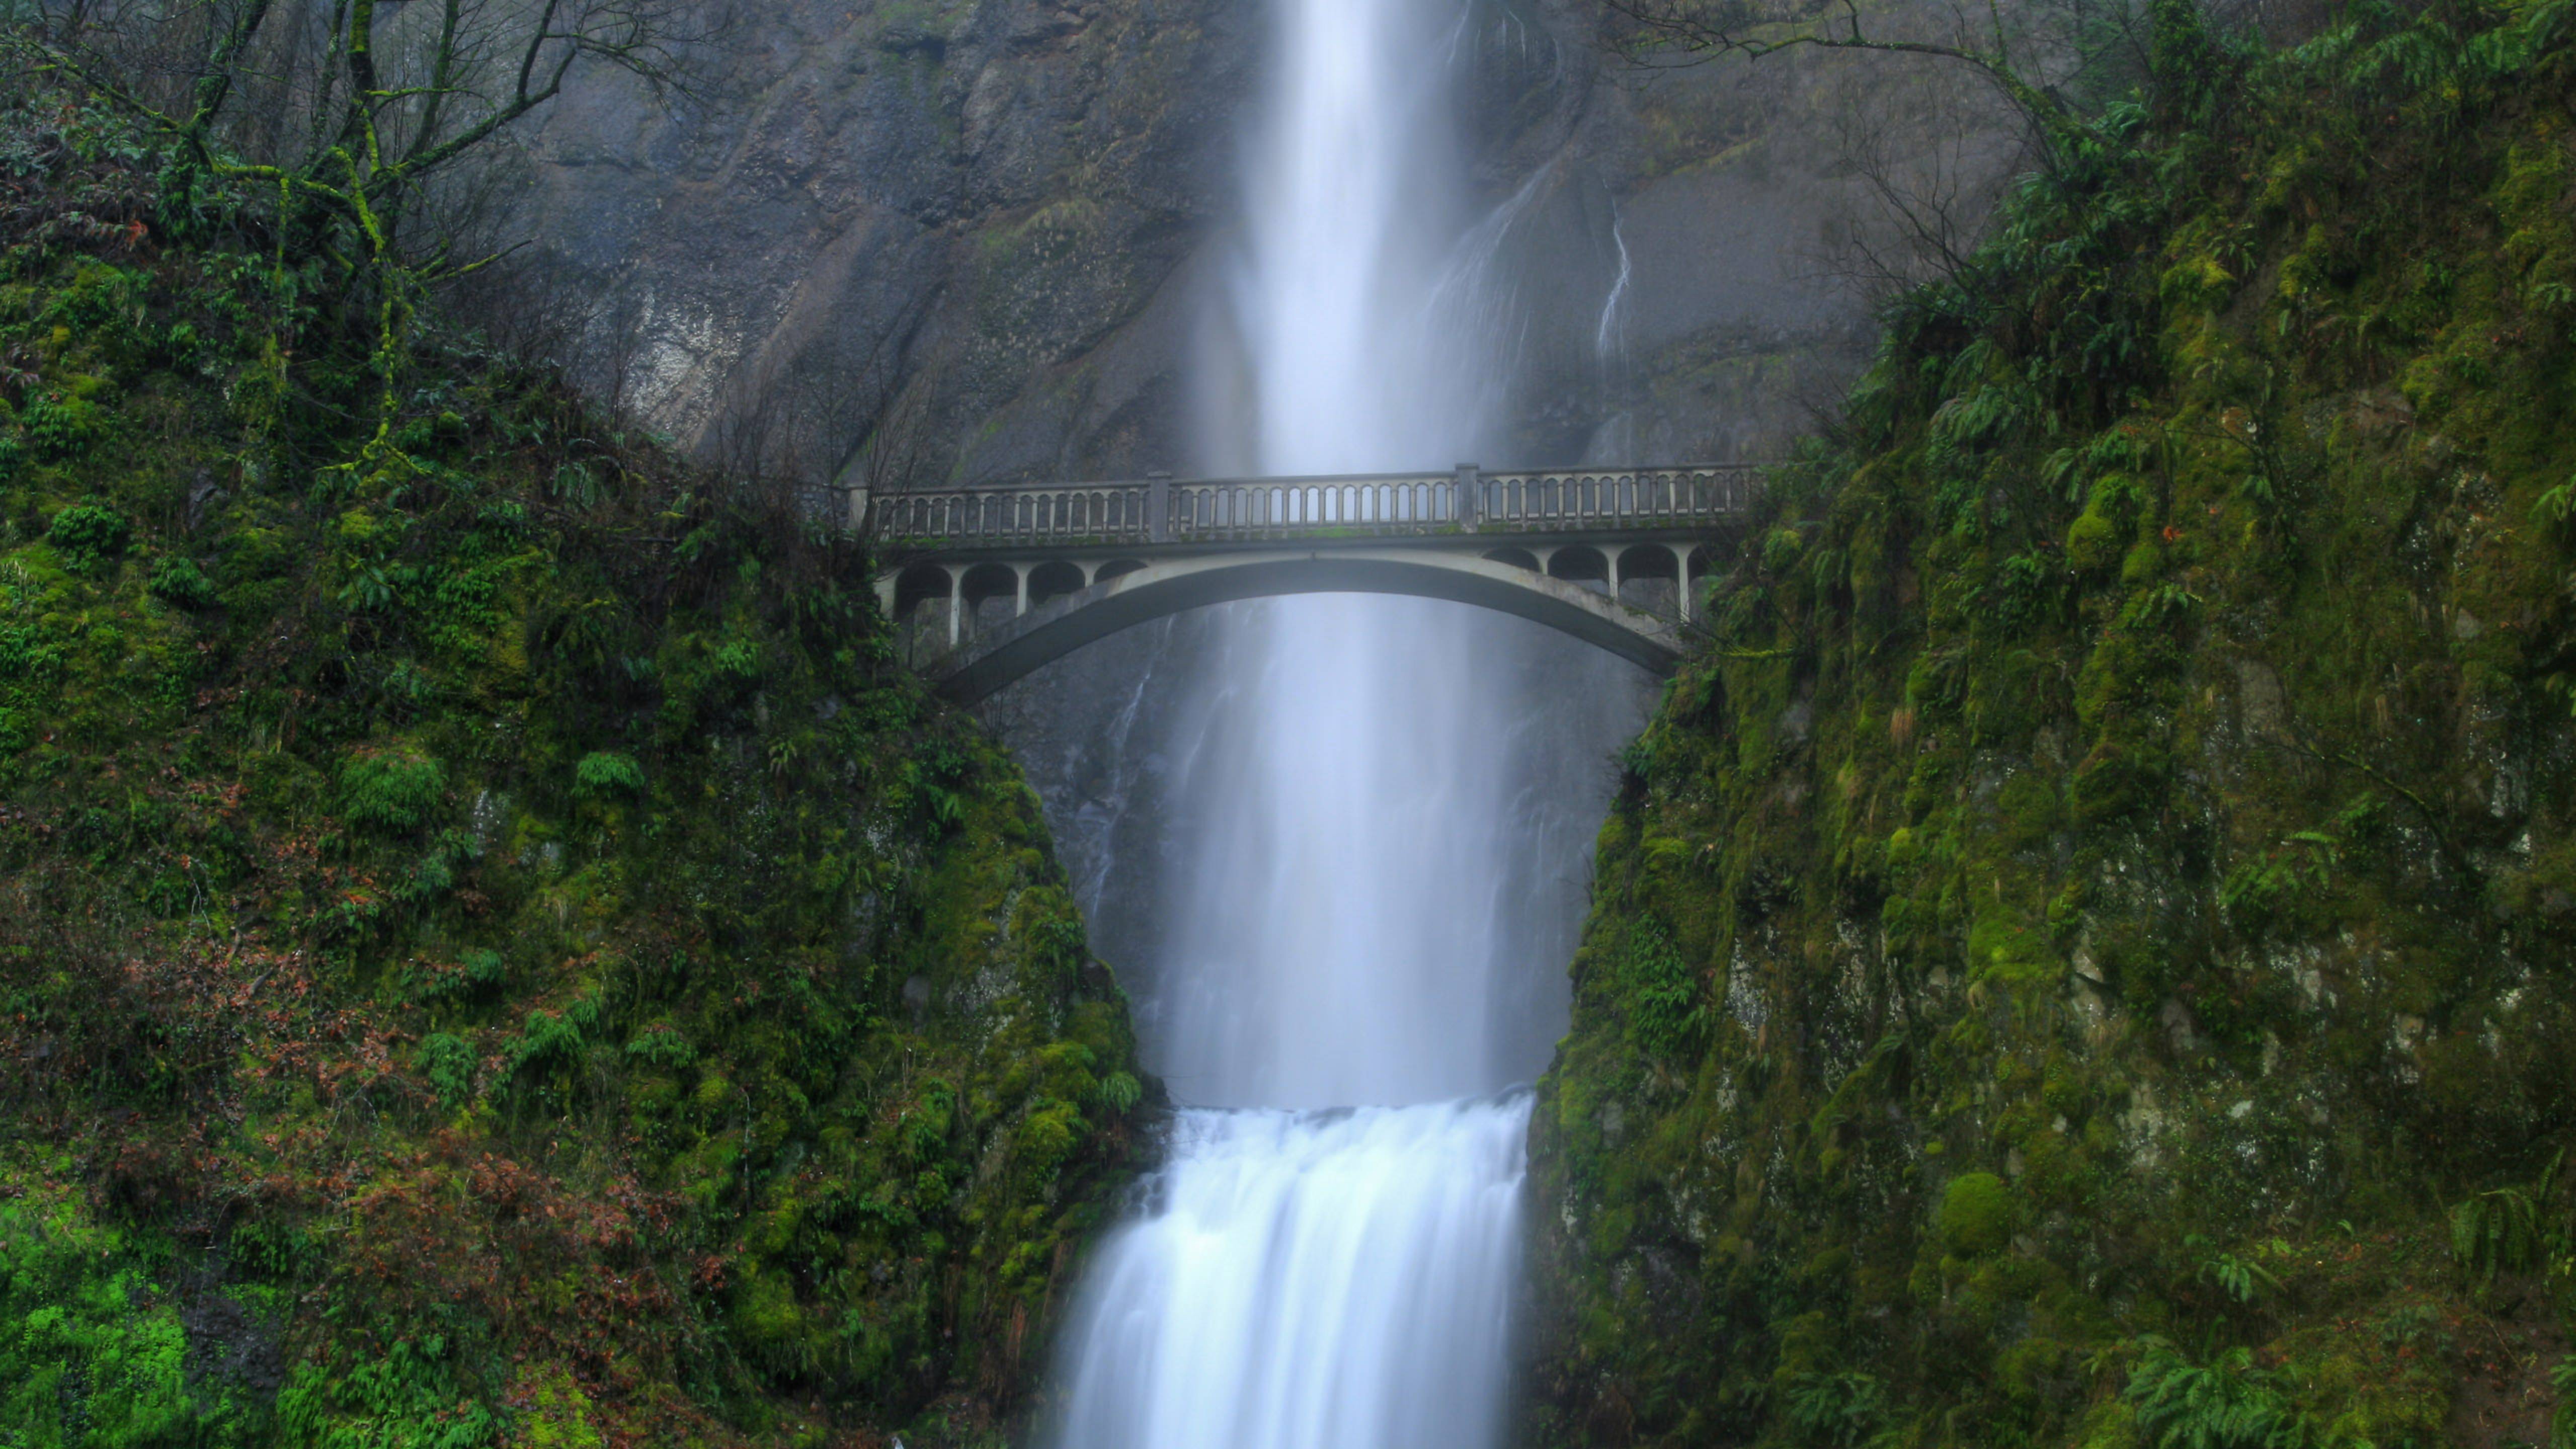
[1042,0,1650,1440]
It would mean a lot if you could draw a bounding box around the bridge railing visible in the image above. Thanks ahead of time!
[873,482,1157,547]
[868,464,1760,549]
[1470,465,1760,534]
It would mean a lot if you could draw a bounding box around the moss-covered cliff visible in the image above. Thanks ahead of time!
[1529,4,2576,1444]
[0,97,1144,1445]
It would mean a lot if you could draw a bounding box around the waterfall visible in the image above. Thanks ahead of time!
[1042,0,1650,1439]
[1049,1099,1533,1449]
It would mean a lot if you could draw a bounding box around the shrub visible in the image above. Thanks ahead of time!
[25,394,107,460]
[416,1032,475,1104]
[46,501,130,573]
[339,747,447,832]
[406,948,506,1006]
[624,1024,696,1069]
[148,554,217,608]
[573,751,646,798]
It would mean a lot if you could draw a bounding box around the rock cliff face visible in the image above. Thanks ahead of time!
[503,1,2028,1026]
[504,0,1256,483]
[1519,15,2576,1446]
[509,0,2015,481]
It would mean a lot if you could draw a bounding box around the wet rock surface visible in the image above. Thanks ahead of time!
[507,0,2020,479]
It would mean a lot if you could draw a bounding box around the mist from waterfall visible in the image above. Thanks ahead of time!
[1042,0,1650,1441]
[1155,0,1570,1119]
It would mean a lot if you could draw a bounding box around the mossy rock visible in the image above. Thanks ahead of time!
[1937,1172,2015,1257]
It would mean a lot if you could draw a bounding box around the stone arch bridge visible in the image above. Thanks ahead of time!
[861,464,1760,702]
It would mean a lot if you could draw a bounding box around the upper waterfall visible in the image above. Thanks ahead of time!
[1128,0,1646,1111]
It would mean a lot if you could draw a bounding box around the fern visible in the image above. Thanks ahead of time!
[2219,830,2342,924]
[2532,476,2576,531]
[416,1032,476,1103]
[2448,1149,2567,1283]
[2466,0,2576,73]
[2551,1354,2575,1449]
[1990,550,2065,626]
[2201,1250,2284,1305]
[550,459,603,509]
[2125,1339,2310,1449]
[1624,918,1712,1059]
[1098,1070,1144,1114]
[1782,1371,1889,1448]
[623,1023,698,1069]
[2125,582,2205,631]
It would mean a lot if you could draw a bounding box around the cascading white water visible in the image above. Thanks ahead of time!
[1043,0,1648,1440]
[1049,1099,1532,1449]
[1147,0,1551,1118]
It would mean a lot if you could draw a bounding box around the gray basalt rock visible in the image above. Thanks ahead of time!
[501,0,2020,483]
[504,0,1256,482]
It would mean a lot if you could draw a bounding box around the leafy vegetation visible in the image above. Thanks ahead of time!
[2125,1342,2308,1449]
[2449,1151,2571,1285]
[1530,1,2576,1444]
[0,75,1145,1447]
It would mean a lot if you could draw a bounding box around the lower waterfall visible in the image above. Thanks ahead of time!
[1050,1096,1533,1449]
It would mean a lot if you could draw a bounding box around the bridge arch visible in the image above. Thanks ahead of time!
[893,563,952,632]
[1618,544,1681,616]
[1546,545,1609,593]
[917,549,1689,703]
[1028,559,1087,608]
[957,563,1020,636]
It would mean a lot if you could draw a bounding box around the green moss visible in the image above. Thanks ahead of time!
[1937,1173,2015,1256]
[0,94,1147,1446]
[2066,508,2122,574]
[1527,12,2576,1446]
[0,1175,269,1446]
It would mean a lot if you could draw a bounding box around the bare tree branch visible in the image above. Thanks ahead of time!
[7,0,710,469]
[1602,0,2089,149]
